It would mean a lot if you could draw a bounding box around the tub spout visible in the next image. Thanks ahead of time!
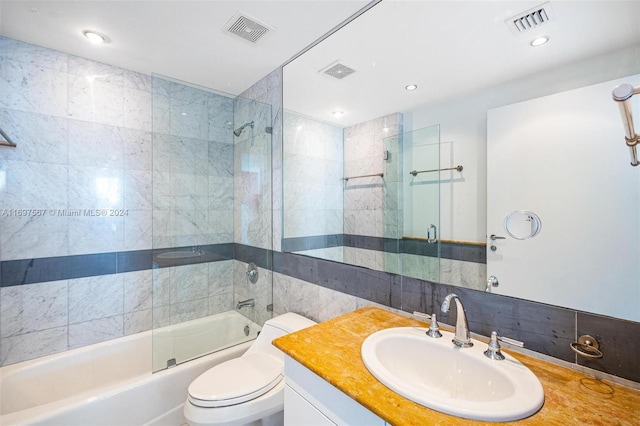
[236,299,255,309]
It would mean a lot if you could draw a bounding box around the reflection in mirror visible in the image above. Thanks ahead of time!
[397,126,441,283]
[503,211,542,240]
[282,111,403,273]
[486,75,640,321]
[283,0,640,321]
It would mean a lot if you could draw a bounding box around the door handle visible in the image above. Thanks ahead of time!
[489,234,505,251]
[427,224,437,244]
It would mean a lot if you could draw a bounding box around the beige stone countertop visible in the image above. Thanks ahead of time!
[273,307,640,426]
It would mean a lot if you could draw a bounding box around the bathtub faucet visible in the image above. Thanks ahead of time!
[236,298,255,309]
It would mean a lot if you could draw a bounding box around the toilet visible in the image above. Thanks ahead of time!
[183,312,316,426]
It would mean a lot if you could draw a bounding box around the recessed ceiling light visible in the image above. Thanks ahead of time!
[530,36,549,47]
[83,30,107,44]
[405,84,418,91]
[332,111,344,118]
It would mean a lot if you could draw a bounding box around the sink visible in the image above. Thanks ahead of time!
[361,327,544,422]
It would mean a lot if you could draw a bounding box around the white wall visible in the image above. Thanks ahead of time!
[486,74,640,322]
[403,44,640,243]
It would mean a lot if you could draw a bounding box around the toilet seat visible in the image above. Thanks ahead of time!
[188,353,283,408]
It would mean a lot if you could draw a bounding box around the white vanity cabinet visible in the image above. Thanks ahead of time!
[283,355,387,426]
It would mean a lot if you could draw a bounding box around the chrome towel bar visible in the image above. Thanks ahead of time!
[342,173,384,181]
[409,165,463,176]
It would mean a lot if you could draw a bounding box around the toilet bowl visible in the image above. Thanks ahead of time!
[184,312,316,426]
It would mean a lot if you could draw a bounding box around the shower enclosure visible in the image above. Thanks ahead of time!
[396,125,441,283]
[281,110,441,285]
[150,74,273,371]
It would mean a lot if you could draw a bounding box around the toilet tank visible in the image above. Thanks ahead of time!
[243,312,316,360]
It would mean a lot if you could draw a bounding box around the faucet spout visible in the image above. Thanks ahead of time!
[236,298,255,309]
[441,293,473,348]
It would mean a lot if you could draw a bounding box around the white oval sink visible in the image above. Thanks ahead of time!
[361,327,544,422]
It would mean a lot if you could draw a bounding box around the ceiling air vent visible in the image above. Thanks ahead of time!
[320,61,356,80]
[506,2,554,34]
[223,11,273,44]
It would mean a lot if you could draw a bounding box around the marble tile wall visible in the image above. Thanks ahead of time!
[233,259,272,327]
[233,83,276,251]
[342,113,402,271]
[283,112,344,239]
[0,270,153,364]
[343,114,402,239]
[151,260,234,329]
[0,40,153,262]
[272,270,395,323]
[0,37,238,365]
[151,75,235,249]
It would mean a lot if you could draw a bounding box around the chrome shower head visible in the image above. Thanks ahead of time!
[233,121,254,137]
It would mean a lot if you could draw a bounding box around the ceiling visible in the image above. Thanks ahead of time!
[284,0,640,127]
[0,0,372,95]
[1,1,638,122]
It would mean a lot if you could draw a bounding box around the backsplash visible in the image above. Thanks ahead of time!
[271,251,640,384]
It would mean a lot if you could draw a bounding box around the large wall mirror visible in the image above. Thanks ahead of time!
[283,0,640,322]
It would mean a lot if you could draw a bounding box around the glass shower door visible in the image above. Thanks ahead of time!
[399,125,440,283]
[232,94,274,328]
[150,75,268,372]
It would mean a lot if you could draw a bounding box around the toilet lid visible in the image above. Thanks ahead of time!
[188,353,283,408]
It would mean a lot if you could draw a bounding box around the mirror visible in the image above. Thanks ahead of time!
[503,211,542,240]
[283,1,640,321]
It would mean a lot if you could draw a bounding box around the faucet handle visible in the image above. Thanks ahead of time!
[484,331,506,360]
[412,311,431,321]
[497,335,524,348]
[426,313,443,338]
[412,311,442,338]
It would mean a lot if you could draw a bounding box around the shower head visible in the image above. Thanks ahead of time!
[233,121,255,137]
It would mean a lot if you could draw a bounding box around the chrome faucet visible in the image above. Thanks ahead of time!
[236,298,255,309]
[441,293,473,348]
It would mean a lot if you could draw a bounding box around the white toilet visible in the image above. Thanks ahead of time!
[184,312,316,426]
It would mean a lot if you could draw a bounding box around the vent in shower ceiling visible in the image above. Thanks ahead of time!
[506,2,554,34]
[223,11,273,44]
[320,61,356,80]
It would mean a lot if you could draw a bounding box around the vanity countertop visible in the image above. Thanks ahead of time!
[273,307,640,426]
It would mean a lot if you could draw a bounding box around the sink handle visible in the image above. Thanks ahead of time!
[412,311,431,321]
[426,313,443,338]
[498,335,524,348]
[484,332,506,360]
[412,311,442,338]
[484,332,525,360]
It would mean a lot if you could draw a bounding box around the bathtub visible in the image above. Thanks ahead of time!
[0,310,261,426]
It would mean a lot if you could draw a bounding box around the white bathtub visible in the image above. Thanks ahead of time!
[0,310,261,426]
